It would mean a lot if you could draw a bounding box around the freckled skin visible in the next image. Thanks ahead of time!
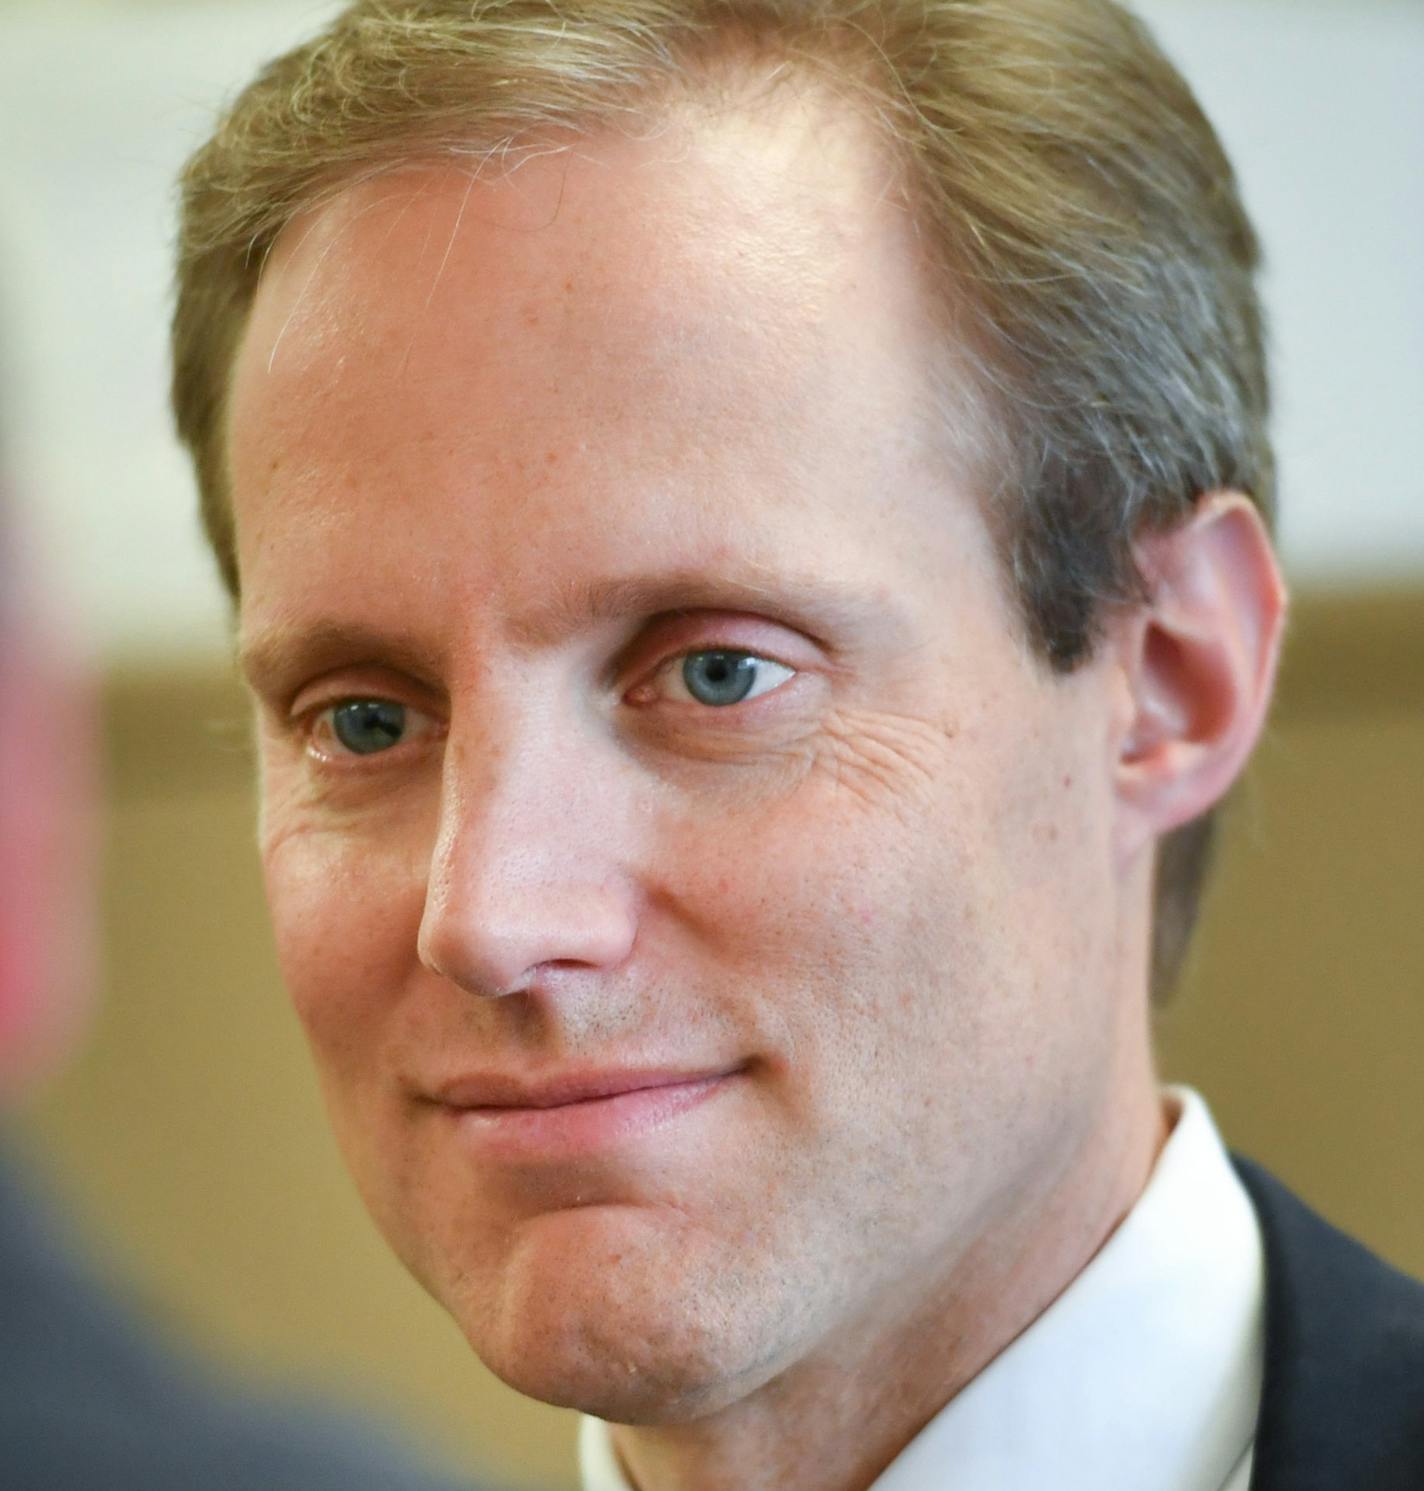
[228,91,1164,1491]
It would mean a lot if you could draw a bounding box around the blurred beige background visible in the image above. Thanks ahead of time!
[12,588,1424,1489]
[3,1,1422,1488]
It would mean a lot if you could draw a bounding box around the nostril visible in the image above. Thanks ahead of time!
[416,878,639,999]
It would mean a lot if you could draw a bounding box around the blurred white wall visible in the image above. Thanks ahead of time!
[2,0,1420,661]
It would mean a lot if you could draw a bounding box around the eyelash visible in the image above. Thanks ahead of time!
[629,649,798,710]
[303,699,445,764]
[294,644,802,763]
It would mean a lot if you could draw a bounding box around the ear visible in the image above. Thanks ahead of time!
[1111,493,1287,865]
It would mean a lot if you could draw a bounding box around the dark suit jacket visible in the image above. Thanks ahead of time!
[1236,1157,1424,1490]
[0,1148,484,1491]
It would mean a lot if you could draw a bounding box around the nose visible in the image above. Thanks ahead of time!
[415,725,640,997]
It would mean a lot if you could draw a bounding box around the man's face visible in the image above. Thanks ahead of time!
[228,94,1137,1422]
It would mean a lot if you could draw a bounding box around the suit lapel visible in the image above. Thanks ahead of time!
[1233,1157,1424,1490]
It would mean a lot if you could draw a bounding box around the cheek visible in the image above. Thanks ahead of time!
[644,737,983,1097]
[260,809,426,1069]
[663,695,1113,1093]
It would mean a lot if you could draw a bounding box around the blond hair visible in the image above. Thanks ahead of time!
[172,0,1272,998]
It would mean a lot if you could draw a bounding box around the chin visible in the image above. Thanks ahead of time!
[477,1339,753,1427]
[438,1202,796,1425]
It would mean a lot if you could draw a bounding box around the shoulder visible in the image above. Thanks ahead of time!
[1232,1155,1424,1491]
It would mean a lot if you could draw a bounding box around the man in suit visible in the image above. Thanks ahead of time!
[168,2,1424,1487]
[0,394,488,1487]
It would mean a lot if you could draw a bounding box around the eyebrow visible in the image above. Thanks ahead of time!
[238,568,913,698]
[238,623,447,701]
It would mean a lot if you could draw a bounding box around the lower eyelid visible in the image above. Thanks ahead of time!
[302,703,446,759]
[646,654,801,709]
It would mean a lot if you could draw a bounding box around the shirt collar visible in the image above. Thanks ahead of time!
[581,1087,1264,1491]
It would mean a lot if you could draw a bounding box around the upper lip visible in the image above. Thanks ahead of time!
[430,1065,742,1111]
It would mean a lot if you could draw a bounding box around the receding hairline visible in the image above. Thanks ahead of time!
[217,25,907,278]
[228,70,1002,579]
[252,55,916,277]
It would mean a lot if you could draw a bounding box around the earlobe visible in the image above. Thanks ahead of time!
[1113,493,1287,862]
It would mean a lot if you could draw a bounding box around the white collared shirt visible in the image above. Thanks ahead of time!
[580,1087,1263,1491]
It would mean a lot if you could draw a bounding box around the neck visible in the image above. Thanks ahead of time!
[610,1071,1170,1491]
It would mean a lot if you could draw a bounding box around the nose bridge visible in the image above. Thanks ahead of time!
[416,708,638,996]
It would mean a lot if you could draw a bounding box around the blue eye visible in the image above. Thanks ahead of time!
[680,651,794,707]
[329,699,408,754]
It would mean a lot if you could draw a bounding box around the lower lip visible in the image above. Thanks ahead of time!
[445,1074,735,1160]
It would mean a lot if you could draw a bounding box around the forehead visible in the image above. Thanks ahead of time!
[239,90,935,415]
[227,90,991,648]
